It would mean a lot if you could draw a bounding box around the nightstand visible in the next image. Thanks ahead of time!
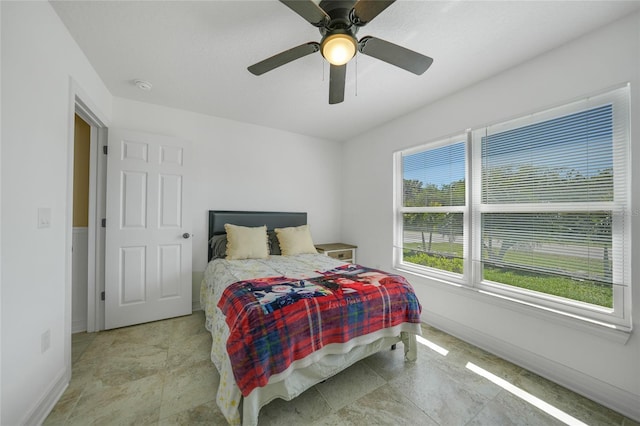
[315,243,357,263]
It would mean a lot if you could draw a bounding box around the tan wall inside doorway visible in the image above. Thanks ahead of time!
[73,114,90,227]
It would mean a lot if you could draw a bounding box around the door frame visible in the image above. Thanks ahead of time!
[65,79,110,373]
[76,106,108,333]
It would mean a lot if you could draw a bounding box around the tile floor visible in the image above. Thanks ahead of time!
[44,311,638,426]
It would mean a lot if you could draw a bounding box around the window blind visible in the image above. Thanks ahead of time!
[402,141,466,207]
[475,87,629,308]
[400,139,466,274]
[481,105,614,204]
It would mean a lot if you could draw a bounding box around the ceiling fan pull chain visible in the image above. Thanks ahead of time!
[355,55,358,97]
[322,56,325,81]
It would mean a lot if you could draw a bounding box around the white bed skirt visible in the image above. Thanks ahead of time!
[240,326,420,426]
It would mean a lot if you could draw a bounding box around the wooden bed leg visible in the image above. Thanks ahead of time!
[391,344,397,351]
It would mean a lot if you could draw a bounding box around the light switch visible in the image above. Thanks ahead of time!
[38,208,51,228]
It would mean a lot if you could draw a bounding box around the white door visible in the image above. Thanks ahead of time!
[105,128,192,329]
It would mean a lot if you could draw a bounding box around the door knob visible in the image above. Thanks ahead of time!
[182,233,191,239]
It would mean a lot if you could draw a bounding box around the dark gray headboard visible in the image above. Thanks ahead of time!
[208,210,307,261]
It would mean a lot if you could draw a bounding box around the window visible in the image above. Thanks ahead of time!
[394,86,631,329]
[398,137,467,277]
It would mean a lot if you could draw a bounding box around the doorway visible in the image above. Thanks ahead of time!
[71,114,90,332]
[69,93,108,335]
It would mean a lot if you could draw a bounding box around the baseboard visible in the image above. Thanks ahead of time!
[425,312,640,422]
[192,301,202,312]
[21,367,70,425]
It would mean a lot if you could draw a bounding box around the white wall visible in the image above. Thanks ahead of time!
[342,13,640,421]
[111,98,344,304]
[0,2,113,425]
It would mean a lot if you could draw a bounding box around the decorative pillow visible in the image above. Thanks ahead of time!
[209,234,228,259]
[274,224,317,256]
[224,224,269,260]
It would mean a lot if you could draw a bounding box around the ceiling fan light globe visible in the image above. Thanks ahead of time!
[321,34,357,66]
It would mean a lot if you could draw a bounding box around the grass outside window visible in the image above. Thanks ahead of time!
[403,243,613,308]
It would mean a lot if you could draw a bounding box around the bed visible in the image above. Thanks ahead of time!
[201,210,422,425]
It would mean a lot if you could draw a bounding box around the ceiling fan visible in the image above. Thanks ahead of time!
[248,0,434,104]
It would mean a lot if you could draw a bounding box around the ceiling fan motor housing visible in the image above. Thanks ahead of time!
[319,1,359,39]
[318,1,359,64]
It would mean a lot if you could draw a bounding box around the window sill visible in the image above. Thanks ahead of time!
[395,265,633,345]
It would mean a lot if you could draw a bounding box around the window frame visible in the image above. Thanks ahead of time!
[393,85,632,332]
[394,134,470,287]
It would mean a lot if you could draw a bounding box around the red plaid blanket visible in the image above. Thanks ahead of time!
[217,264,422,396]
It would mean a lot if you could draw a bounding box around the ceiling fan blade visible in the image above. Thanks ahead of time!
[329,64,346,104]
[351,0,395,25]
[248,42,320,76]
[280,0,330,26]
[358,36,433,75]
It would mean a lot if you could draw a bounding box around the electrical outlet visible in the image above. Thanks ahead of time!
[41,329,51,353]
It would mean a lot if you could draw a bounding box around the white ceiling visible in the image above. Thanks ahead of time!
[51,0,640,142]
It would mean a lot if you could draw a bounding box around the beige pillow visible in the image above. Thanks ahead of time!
[274,224,318,256]
[224,224,269,260]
